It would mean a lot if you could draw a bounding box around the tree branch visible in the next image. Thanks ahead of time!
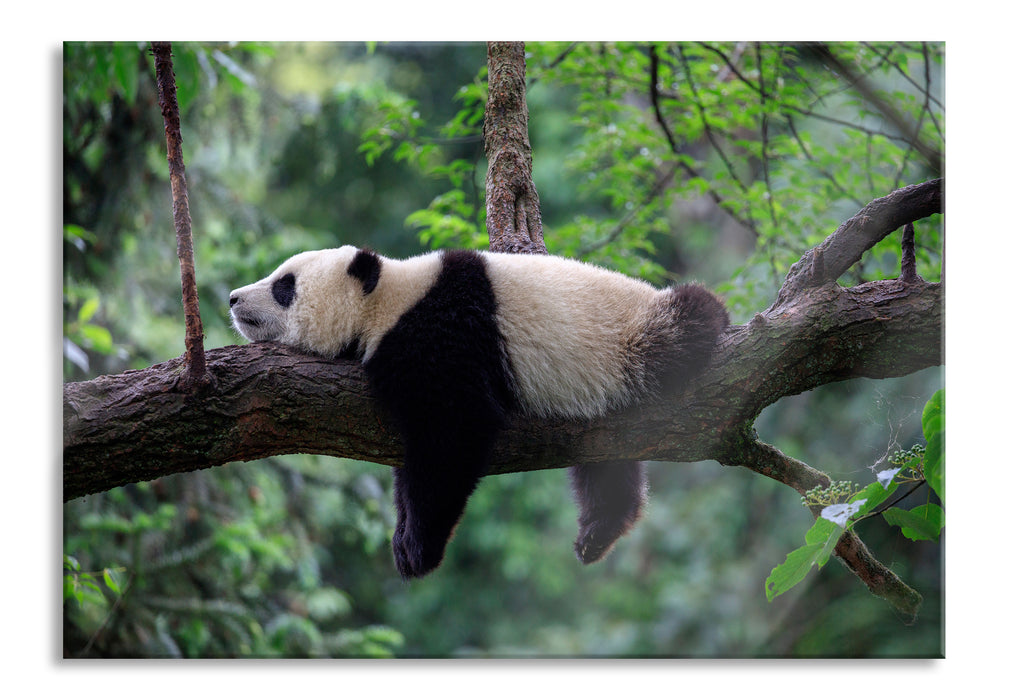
[716,435,924,617]
[648,44,751,234]
[484,41,546,255]
[152,42,206,387]
[808,43,943,174]
[63,172,944,613]
[772,178,942,310]
[64,256,942,501]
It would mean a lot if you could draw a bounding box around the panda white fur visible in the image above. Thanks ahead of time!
[230,246,728,578]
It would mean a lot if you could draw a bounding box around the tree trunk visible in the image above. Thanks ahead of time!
[152,41,206,387]
[484,41,546,255]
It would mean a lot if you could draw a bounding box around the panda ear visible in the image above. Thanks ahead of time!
[347,248,381,295]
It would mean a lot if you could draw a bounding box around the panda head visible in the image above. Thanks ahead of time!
[229,246,381,357]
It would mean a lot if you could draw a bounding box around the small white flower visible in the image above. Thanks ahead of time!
[821,499,868,526]
[876,467,901,489]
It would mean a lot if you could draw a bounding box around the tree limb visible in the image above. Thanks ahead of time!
[64,259,942,501]
[716,435,924,618]
[484,41,547,255]
[772,178,942,309]
[63,172,944,614]
[152,42,206,387]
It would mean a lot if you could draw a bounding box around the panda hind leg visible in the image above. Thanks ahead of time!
[569,461,648,564]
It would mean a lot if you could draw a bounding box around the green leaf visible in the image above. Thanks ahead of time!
[64,574,83,604]
[79,323,113,353]
[767,516,845,601]
[766,542,822,602]
[813,521,845,567]
[103,567,124,594]
[922,389,945,503]
[922,389,944,441]
[112,43,140,104]
[883,504,944,541]
[848,476,902,522]
[804,515,838,545]
[924,432,945,504]
[63,224,97,245]
[78,297,100,324]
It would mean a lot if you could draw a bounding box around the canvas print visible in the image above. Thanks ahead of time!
[63,41,944,658]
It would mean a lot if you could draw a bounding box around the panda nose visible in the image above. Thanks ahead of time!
[229,295,239,307]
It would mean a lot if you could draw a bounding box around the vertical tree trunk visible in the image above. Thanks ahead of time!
[483,42,547,254]
[152,41,206,386]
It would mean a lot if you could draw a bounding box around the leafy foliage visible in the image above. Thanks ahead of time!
[63,41,943,657]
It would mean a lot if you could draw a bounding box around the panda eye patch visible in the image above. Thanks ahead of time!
[272,273,296,308]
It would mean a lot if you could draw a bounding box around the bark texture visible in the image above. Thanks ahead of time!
[483,42,546,255]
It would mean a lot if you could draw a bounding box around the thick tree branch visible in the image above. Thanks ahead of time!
[64,265,942,501]
[772,178,942,310]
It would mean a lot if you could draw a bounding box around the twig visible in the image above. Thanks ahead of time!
[900,222,920,282]
[676,45,748,195]
[647,44,750,234]
[808,43,943,174]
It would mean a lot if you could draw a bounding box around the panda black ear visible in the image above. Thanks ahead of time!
[271,273,297,308]
[347,248,382,295]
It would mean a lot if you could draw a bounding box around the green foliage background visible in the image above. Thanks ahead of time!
[63,41,943,657]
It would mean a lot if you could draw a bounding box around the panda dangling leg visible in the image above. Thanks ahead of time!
[569,461,648,564]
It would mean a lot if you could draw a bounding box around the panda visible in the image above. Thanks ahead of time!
[229,246,729,579]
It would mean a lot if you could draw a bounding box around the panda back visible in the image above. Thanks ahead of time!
[484,253,659,420]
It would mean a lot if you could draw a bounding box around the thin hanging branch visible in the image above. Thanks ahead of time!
[716,434,923,617]
[152,41,206,386]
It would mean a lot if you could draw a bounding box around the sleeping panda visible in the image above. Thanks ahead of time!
[229,246,728,579]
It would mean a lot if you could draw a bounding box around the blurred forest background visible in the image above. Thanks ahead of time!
[62,41,943,657]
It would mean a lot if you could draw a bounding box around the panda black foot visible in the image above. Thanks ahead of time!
[569,461,648,565]
[574,520,626,564]
[392,528,444,580]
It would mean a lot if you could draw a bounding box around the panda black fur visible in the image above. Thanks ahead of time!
[229,246,729,579]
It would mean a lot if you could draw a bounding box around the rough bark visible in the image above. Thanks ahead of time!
[483,42,546,255]
[772,178,942,309]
